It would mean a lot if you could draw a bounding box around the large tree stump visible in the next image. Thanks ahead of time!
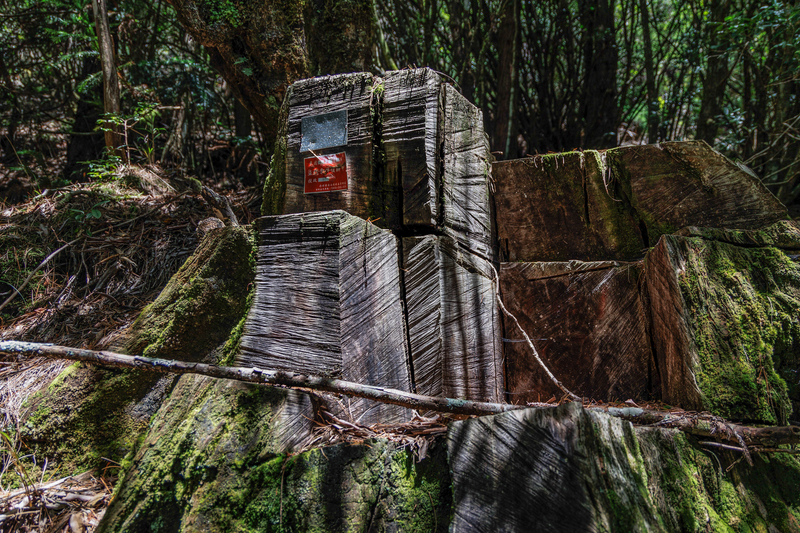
[500,260,656,403]
[645,224,800,424]
[493,151,646,262]
[402,235,503,403]
[238,210,411,423]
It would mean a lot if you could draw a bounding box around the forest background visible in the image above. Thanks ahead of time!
[1,0,799,212]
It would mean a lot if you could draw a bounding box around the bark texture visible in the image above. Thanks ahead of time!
[165,0,375,147]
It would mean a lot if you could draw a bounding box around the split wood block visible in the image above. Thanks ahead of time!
[402,234,503,403]
[269,69,495,255]
[238,210,411,424]
[645,231,800,424]
[606,140,789,243]
[276,72,388,223]
[382,68,442,229]
[441,83,494,257]
[500,260,656,403]
[493,151,646,262]
[385,70,494,255]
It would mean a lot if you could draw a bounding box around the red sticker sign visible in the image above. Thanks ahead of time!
[304,152,348,194]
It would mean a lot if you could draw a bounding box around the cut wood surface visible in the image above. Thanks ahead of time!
[442,83,494,257]
[403,235,503,403]
[383,68,443,229]
[607,140,789,241]
[645,233,800,425]
[447,402,800,533]
[493,151,645,262]
[238,211,411,423]
[269,69,496,254]
[500,260,656,403]
[281,73,381,221]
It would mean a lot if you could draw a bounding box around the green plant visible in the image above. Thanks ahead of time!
[0,429,36,496]
[101,102,167,165]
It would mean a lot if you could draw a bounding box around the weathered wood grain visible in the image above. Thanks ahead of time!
[645,232,800,424]
[281,73,383,222]
[448,402,800,532]
[607,140,789,243]
[447,402,660,532]
[500,260,656,403]
[493,151,646,262]
[403,235,503,403]
[383,68,443,229]
[442,83,494,257]
[238,210,411,423]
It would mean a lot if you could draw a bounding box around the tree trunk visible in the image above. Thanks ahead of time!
[696,0,731,144]
[577,0,618,148]
[165,0,375,151]
[63,59,106,181]
[91,0,123,159]
[493,0,521,159]
[233,98,252,139]
[640,0,659,143]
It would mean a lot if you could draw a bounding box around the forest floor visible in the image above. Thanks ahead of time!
[0,167,260,531]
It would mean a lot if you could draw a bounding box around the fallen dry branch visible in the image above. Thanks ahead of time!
[2,341,798,451]
[308,410,448,461]
[0,341,518,417]
[594,405,800,447]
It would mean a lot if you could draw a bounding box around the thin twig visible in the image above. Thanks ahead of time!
[0,239,79,313]
[457,244,580,401]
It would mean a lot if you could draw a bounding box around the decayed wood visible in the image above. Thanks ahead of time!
[0,341,516,417]
[645,233,800,424]
[281,73,381,221]
[493,151,646,262]
[237,211,410,423]
[383,68,443,229]
[643,235,703,412]
[500,261,656,403]
[402,235,503,403]
[676,219,800,250]
[441,83,494,257]
[607,140,789,242]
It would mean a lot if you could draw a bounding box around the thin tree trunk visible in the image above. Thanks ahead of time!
[696,0,731,144]
[640,0,659,143]
[577,0,619,148]
[234,98,252,139]
[493,0,520,159]
[92,0,123,159]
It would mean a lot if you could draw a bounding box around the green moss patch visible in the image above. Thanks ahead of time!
[99,378,452,533]
[20,226,256,473]
[674,236,800,424]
